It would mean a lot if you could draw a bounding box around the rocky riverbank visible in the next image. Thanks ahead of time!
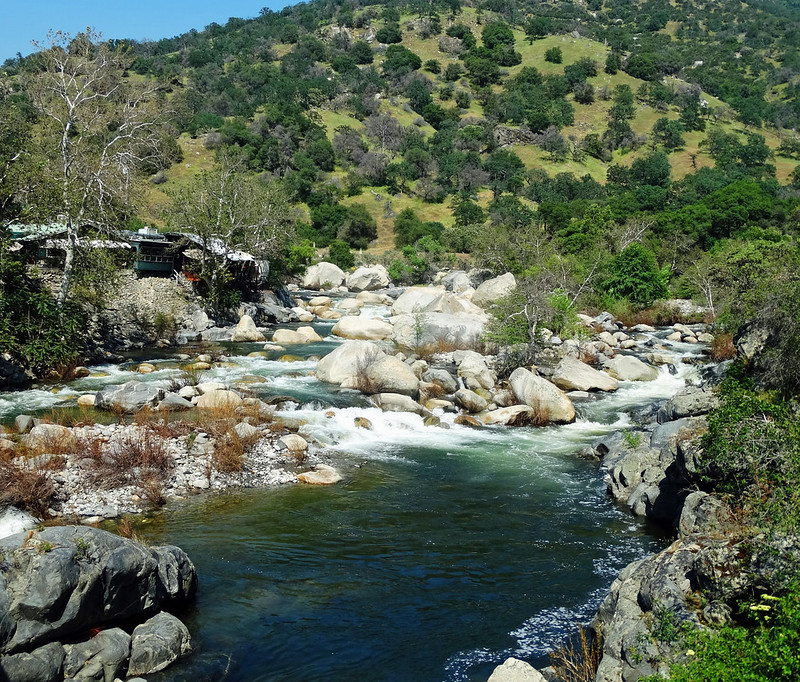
[0,525,197,682]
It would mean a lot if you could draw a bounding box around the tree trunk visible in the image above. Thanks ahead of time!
[57,228,77,307]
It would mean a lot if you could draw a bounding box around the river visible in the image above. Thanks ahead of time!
[0,314,700,681]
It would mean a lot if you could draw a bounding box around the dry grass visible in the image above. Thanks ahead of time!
[85,428,173,493]
[710,333,736,361]
[0,456,59,519]
[549,626,604,682]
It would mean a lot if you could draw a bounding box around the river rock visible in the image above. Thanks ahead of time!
[454,388,488,413]
[277,434,308,452]
[603,355,659,382]
[470,272,516,308]
[441,271,474,294]
[371,393,428,416]
[316,340,385,385]
[354,417,373,429]
[656,387,720,423]
[481,406,536,426]
[23,424,76,452]
[127,611,191,676]
[356,291,393,305]
[272,326,323,344]
[336,298,364,315]
[422,369,459,394]
[292,307,315,322]
[95,381,165,413]
[332,317,393,341]
[509,368,575,424]
[196,381,226,394]
[157,392,194,411]
[487,657,548,682]
[0,641,65,682]
[551,357,618,393]
[0,507,37,540]
[392,312,485,352]
[77,393,96,407]
[454,415,483,428]
[391,287,446,315]
[455,350,496,390]
[0,526,196,655]
[308,296,333,308]
[298,464,343,485]
[677,492,732,537]
[346,265,390,291]
[14,414,34,434]
[365,356,420,397]
[195,389,243,409]
[64,627,130,681]
[302,262,346,290]
[231,315,266,342]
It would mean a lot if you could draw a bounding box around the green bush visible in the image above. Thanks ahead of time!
[544,47,563,64]
[602,243,669,307]
[327,239,355,270]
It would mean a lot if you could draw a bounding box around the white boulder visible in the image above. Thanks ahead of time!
[302,262,345,290]
[331,317,393,341]
[603,355,659,382]
[551,357,618,392]
[509,368,575,424]
[346,265,390,291]
[316,341,385,385]
[471,273,516,308]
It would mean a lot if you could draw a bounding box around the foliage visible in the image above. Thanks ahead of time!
[699,372,800,533]
[327,239,354,270]
[602,243,669,307]
[544,47,563,64]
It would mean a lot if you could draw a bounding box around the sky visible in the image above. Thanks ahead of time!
[0,0,292,62]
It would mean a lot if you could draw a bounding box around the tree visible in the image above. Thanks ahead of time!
[482,22,515,50]
[339,203,378,249]
[364,113,403,154]
[651,118,685,150]
[602,243,669,306]
[544,47,563,64]
[20,30,169,306]
[165,155,296,306]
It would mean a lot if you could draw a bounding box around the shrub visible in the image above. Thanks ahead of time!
[602,243,669,308]
[328,239,355,270]
[544,47,563,64]
[0,458,59,518]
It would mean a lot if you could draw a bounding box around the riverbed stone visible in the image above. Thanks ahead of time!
[95,381,165,414]
[316,340,385,385]
[487,657,548,682]
[471,273,516,309]
[0,641,65,682]
[603,355,659,382]
[331,316,393,341]
[0,526,196,655]
[391,312,485,352]
[230,315,266,342]
[656,387,720,423]
[157,392,194,412]
[356,291,393,305]
[127,612,191,676]
[509,368,575,424]
[365,356,420,397]
[481,406,537,426]
[346,265,390,291]
[23,423,76,452]
[297,464,342,485]
[551,357,618,393]
[195,389,243,409]
[63,627,130,681]
[454,388,488,413]
[371,393,428,416]
[272,326,323,344]
[14,414,34,434]
[391,287,445,315]
[422,368,459,394]
[302,262,346,290]
[77,393,96,407]
[455,350,496,391]
[277,434,308,452]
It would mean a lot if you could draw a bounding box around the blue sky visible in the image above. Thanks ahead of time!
[1,0,291,62]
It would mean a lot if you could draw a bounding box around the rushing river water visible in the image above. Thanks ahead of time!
[0,312,701,682]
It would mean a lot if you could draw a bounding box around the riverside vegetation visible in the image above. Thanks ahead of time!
[1,0,800,679]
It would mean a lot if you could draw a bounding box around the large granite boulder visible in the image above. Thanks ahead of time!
[63,627,130,682]
[231,315,266,342]
[316,341,385,385]
[346,265,390,291]
[656,387,720,423]
[441,271,474,294]
[391,287,446,315]
[551,357,618,392]
[422,368,459,394]
[22,424,77,452]
[95,382,165,414]
[481,406,537,426]
[127,612,191,676]
[272,326,323,344]
[195,389,243,409]
[509,368,575,424]
[455,350,496,390]
[0,641,65,682]
[454,388,488,413]
[0,526,196,655]
[365,356,420,397]
[371,393,429,416]
[603,355,659,382]
[331,317,393,341]
[302,262,346,290]
[392,312,486,352]
[471,272,516,308]
[487,657,548,682]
